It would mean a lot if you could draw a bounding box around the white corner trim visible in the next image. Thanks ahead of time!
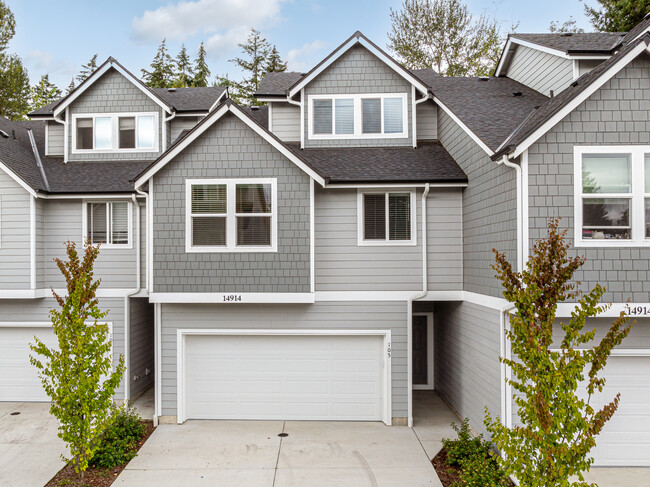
[149,292,315,304]
[175,328,393,425]
[288,35,428,98]
[134,103,326,188]
[433,96,494,156]
[356,189,417,246]
[510,40,649,159]
[310,178,315,293]
[30,196,36,290]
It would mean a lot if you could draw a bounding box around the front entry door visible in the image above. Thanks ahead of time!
[413,315,429,386]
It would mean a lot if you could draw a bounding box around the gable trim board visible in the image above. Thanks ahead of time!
[175,328,393,424]
[134,101,327,188]
[287,32,429,98]
[496,38,650,161]
[53,59,172,117]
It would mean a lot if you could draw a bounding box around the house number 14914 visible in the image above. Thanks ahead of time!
[223,294,242,302]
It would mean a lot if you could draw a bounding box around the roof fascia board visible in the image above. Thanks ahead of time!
[494,37,516,76]
[509,37,571,59]
[53,61,172,117]
[0,158,37,196]
[288,36,428,98]
[134,103,326,188]
[509,41,649,160]
[433,96,494,156]
[630,25,650,44]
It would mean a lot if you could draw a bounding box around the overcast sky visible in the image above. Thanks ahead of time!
[9,0,594,89]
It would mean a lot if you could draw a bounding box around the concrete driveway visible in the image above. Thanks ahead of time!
[115,420,442,487]
[0,402,65,487]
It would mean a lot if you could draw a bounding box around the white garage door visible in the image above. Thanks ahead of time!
[0,326,56,402]
[589,355,650,466]
[183,334,386,421]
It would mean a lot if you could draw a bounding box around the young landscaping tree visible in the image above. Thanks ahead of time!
[30,240,125,477]
[387,0,505,76]
[192,42,211,87]
[484,218,633,486]
[584,0,650,33]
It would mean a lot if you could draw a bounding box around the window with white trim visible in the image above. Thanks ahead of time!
[85,201,130,247]
[358,190,416,245]
[309,93,408,139]
[186,179,277,252]
[575,146,650,246]
[73,113,158,152]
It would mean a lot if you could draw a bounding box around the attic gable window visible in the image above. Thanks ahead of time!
[72,112,158,153]
[309,93,408,139]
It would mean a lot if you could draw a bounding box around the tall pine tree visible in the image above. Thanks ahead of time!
[76,54,98,83]
[193,42,210,87]
[0,1,29,119]
[229,29,272,106]
[173,43,194,88]
[141,39,175,88]
[30,74,61,111]
[265,45,287,74]
[65,78,76,95]
[585,0,650,32]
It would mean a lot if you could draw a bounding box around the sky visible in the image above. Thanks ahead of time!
[8,0,596,90]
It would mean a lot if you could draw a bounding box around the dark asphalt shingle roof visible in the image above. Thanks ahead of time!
[286,142,466,184]
[510,32,624,53]
[493,33,650,159]
[0,118,47,191]
[255,72,304,97]
[412,70,548,152]
[241,105,268,129]
[151,86,225,112]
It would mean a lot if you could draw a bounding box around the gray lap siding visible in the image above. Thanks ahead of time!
[0,169,31,289]
[528,54,650,303]
[159,301,408,418]
[151,113,311,293]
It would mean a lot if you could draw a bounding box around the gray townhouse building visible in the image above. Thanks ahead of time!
[1,15,650,469]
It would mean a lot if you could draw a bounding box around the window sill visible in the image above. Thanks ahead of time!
[574,239,650,248]
[185,245,278,253]
[93,243,133,250]
[72,148,157,154]
[357,240,417,247]
[309,133,408,140]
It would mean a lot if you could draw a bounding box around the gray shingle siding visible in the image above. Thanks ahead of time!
[170,117,200,143]
[506,44,574,96]
[527,54,650,303]
[0,168,31,289]
[434,301,502,437]
[67,68,164,162]
[159,301,408,418]
[151,113,311,293]
[303,45,413,148]
[437,109,517,298]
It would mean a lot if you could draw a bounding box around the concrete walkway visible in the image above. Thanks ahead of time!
[0,402,65,487]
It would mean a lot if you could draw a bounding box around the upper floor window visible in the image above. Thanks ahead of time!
[575,146,650,246]
[357,190,416,246]
[309,93,408,140]
[84,201,131,248]
[186,178,277,252]
[73,113,158,153]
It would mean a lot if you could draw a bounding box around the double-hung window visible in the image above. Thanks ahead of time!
[85,201,130,247]
[310,94,408,139]
[358,190,416,245]
[186,179,277,252]
[73,113,157,152]
[575,146,650,246]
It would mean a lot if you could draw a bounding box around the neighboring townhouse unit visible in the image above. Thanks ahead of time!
[1,14,650,469]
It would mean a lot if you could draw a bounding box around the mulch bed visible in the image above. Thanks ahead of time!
[44,420,155,487]
[432,448,515,487]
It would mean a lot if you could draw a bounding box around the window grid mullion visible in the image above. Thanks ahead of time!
[106,202,112,245]
[227,182,236,248]
[385,193,390,241]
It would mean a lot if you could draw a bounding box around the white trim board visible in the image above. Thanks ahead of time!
[149,292,315,304]
[175,328,393,425]
[134,102,326,188]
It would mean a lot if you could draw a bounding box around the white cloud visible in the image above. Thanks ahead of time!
[204,26,251,60]
[286,40,326,72]
[25,50,76,86]
[132,0,283,41]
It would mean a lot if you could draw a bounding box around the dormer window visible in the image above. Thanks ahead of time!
[72,113,158,153]
[309,93,408,139]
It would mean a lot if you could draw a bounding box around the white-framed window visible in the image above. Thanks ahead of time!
[186,178,277,252]
[82,201,131,248]
[357,189,416,246]
[72,112,158,153]
[309,93,408,140]
[574,146,650,247]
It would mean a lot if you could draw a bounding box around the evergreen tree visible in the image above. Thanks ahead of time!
[66,78,76,95]
[141,39,175,88]
[173,43,194,88]
[265,45,287,73]
[214,73,242,104]
[549,17,585,33]
[192,42,211,87]
[0,1,29,120]
[30,74,61,111]
[229,29,273,106]
[76,54,98,83]
[585,0,650,32]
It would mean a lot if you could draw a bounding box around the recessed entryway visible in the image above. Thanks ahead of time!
[412,313,434,390]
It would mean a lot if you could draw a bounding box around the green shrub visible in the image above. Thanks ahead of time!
[90,406,147,468]
[453,453,510,487]
[442,418,491,468]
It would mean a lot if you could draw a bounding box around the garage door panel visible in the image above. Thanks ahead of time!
[184,334,385,421]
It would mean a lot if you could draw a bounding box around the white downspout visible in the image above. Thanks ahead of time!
[162,111,176,152]
[124,194,142,403]
[497,156,524,272]
[407,183,430,427]
[286,92,303,149]
[53,110,67,163]
[412,88,430,148]
[499,303,515,428]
